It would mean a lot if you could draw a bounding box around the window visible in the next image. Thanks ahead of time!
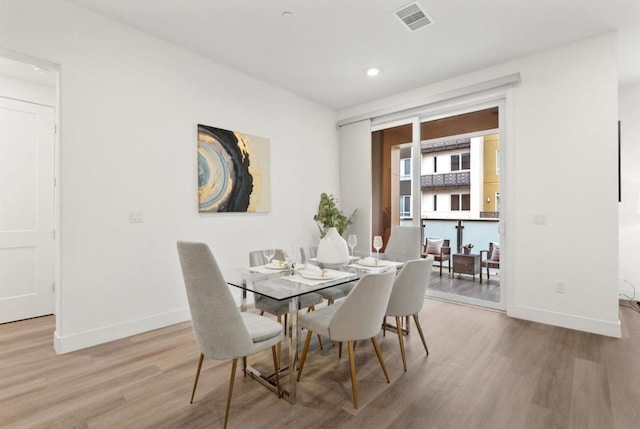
[400,195,411,219]
[400,158,411,180]
[450,193,470,211]
[451,152,470,171]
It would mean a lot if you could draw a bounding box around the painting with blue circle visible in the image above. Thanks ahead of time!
[197,124,271,213]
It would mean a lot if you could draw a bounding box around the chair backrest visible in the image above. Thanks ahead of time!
[299,246,317,263]
[384,225,421,262]
[249,249,285,267]
[424,238,451,256]
[488,242,500,262]
[177,241,254,359]
[386,257,434,317]
[329,269,396,341]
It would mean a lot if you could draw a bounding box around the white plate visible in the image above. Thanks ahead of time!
[300,271,334,280]
[356,259,387,267]
[265,263,289,270]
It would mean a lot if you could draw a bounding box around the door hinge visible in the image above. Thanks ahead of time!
[52,282,55,292]
[53,230,56,240]
[54,177,56,187]
[54,124,57,134]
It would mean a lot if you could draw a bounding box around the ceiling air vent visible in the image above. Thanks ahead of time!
[394,1,434,32]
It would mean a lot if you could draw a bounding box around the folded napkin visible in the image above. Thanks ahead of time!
[360,256,381,266]
[269,259,288,268]
[300,264,329,277]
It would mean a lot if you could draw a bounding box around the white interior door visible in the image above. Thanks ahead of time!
[0,97,55,323]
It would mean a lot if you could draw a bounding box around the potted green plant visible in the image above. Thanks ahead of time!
[313,193,356,266]
[462,243,474,255]
[313,193,357,238]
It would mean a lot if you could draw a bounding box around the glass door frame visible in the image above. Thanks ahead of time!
[372,94,508,311]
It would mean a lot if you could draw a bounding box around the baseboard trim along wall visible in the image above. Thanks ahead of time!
[53,308,191,354]
[508,305,622,338]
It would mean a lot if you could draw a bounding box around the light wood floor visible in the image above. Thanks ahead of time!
[2,300,639,429]
[428,267,501,302]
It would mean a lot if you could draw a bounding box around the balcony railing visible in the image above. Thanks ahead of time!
[421,171,470,189]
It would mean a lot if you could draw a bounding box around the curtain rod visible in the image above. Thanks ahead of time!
[337,73,520,128]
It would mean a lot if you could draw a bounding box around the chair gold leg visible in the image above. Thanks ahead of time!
[190,352,204,404]
[348,340,359,409]
[338,342,342,359]
[242,356,247,377]
[271,345,282,398]
[224,358,238,429]
[308,306,323,350]
[396,316,407,372]
[297,330,313,381]
[371,337,390,383]
[412,314,429,355]
[259,310,264,316]
[383,316,386,337]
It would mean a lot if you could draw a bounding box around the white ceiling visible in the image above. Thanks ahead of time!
[20,1,640,108]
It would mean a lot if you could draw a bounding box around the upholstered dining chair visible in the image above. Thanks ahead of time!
[384,256,434,371]
[300,245,354,305]
[177,241,283,429]
[296,269,396,409]
[480,242,500,282]
[249,250,324,356]
[381,225,421,262]
[422,238,451,276]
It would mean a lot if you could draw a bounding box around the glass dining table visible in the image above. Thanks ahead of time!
[224,260,401,404]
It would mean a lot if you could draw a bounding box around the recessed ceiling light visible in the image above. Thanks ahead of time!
[367,68,380,77]
[281,11,293,18]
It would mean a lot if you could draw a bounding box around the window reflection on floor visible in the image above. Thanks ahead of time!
[427,268,500,302]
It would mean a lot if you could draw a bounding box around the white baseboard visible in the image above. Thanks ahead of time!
[508,305,621,338]
[53,308,191,354]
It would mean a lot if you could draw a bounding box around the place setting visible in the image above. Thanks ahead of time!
[348,235,403,272]
[282,263,353,286]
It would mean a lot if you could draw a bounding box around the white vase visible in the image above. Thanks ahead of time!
[316,227,350,267]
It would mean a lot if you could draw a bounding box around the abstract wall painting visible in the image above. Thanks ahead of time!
[197,124,271,213]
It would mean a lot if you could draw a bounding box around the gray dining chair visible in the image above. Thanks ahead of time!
[177,241,283,429]
[249,249,324,357]
[384,256,434,371]
[296,269,396,409]
[381,225,421,262]
[300,245,354,305]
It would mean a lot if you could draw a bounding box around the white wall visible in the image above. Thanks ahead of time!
[0,74,56,106]
[619,82,640,299]
[0,0,340,352]
[340,33,621,337]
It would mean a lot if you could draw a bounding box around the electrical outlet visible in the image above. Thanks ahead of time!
[555,281,566,294]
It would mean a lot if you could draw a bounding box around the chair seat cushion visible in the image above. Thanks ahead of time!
[298,302,344,338]
[255,292,323,316]
[482,260,500,268]
[241,313,283,343]
[317,283,355,301]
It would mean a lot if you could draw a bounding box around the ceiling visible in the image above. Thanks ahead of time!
[13,1,640,109]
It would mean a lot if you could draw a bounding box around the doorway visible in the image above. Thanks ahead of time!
[0,55,58,323]
[371,104,505,310]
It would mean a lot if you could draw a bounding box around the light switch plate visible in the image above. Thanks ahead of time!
[129,210,144,223]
